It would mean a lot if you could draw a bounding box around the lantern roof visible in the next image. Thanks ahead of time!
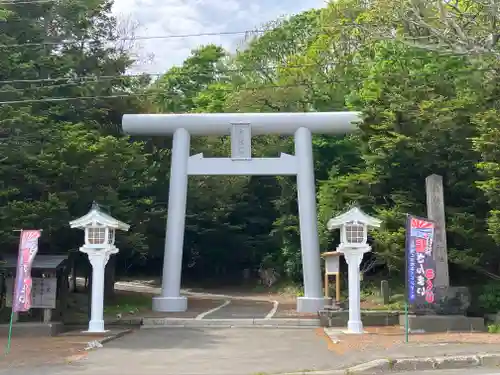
[69,202,130,231]
[327,206,382,231]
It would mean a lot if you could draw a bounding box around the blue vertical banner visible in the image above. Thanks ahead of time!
[406,216,437,306]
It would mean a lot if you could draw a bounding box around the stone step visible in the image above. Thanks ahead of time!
[318,309,400,327]
[141,317,321,328]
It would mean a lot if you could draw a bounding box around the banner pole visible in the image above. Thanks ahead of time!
[4,229,24,356]
[4,310,14,355]
[404,214,410,344]
[404,302,409,343]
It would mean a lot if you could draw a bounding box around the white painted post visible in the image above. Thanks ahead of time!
[294,127,326,313]
[69,203,129,332]
[327,207,382,330]
[343,249,366,334]
[153,127,190,312]
[83,250,113,333]
[43,308,52,323]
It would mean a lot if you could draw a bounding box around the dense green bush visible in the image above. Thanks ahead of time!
[478,284,500,313]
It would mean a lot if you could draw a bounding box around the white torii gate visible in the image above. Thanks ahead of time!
[122,112,361,313]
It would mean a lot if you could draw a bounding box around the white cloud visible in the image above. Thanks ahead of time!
[112,0,327,74]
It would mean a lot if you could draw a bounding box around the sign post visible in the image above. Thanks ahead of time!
[321,251,341,302]
[5,278,57,309]
[405,215,437,342]
[5,229,41,355]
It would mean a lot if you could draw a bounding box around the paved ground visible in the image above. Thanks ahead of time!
[5,327,500,375]
[4,280,499,374]
[393,371,500,375]
[110,279,318,320]
[204,300,275,319]
[326,326,500,355]
[0,328,341,375]
[75,278,319,321]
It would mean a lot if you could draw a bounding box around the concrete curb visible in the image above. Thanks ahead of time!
[280,353,500,374]
[98,329,133,345]
[141,318,321,329]
[83,329,133,351]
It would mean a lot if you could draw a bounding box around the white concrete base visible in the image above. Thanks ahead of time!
[82,329,110,334]
[296,297,330,313]
[86,320,107,333]
[347,320,364,334]
[152,296,188,312]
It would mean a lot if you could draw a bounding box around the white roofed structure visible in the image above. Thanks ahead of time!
[327,207,382,231]
[69,202,130,231]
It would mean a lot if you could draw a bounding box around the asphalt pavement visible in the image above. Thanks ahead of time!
[392,370,500,375]
[3,327,500,375]
[1,328,341,375]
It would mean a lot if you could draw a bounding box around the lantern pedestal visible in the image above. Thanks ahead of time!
[152,296,188,312]
[338,246,370,334]
[80,246,118,333]
[297,297,331,313]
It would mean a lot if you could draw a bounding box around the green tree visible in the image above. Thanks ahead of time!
[0,0,155,284]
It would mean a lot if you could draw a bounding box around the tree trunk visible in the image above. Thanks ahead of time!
[71,254,77,292]
[84,262,89,290]
[104,255,116,300]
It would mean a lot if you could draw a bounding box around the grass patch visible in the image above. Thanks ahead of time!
[366,293,406,310]
[488,324,500,333]
[62,290,152,323]
[251,279,407,309]
[103,291,152,316]
[360,284,406,311]
[251,282,304,297]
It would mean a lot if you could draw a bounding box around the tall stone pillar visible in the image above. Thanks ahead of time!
[425,174,450,288]
[294,127,327,313]
[153,128,190,312]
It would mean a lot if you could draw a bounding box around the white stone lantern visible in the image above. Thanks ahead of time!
[327,207,381,334]
[69,202,130,333]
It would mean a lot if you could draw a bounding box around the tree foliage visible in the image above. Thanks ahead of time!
[2,0,500,295]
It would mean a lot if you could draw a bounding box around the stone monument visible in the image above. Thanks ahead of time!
[425,174,450,289]
[424,174,472,315]
[401,175,483,332]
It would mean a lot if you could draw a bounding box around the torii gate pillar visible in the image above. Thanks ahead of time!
[122,112,360,313]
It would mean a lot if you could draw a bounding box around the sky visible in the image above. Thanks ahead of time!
[111,0,327,74]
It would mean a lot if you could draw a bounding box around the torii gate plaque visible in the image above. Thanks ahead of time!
[122,112,360,313]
